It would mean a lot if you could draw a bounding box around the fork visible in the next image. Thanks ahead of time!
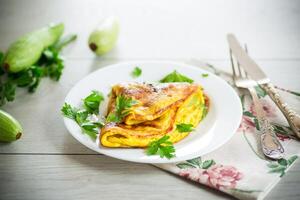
[230,48,284,160]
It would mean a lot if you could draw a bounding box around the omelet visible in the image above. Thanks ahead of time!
[100,82,207,148]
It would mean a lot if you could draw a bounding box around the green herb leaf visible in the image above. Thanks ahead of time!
[255,85,267,98]
[106,95,137,123]
[278,158,288,166]
[75,110,88,124]
[131,66,142,78]
[176,123,194,133]
[83,90,104,114]
[288,155,298,165]
[268,165,286,173]
[61,102,101,140]
[201,160,216,169]
[254,118,260,130]
[61,103,78,120]
[176,163,196,169]
[267,162,279,168]
[243,111,254,118]
[202,73,209,78]
[160,70,194,83]
[146,135,176,159]
[186,157,202,167]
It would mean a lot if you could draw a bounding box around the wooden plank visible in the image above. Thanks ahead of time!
[0,154,233,200]
[0,154,299,200]
[0,0,300,60]
[0,59,299,154]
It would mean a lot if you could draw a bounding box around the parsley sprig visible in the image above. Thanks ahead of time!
[131,66,142,78]
[160,70,194,83]
[0,34,77,107]
[176,123,194,132]
[146,135,176,159]
[106,95,137,123]
[61,90,104,140]
[83,90,104,114]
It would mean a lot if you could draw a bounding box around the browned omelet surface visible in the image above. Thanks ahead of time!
[101,82,206,148]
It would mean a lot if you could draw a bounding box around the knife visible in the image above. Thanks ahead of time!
[227,34,300,138]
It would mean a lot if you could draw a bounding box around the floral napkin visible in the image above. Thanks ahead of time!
[155,61,300,200]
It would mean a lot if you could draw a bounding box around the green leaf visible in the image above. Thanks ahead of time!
[146,135,176,159]
[81,126,98,140]
[176,123,194,133]
[255,85,267,98]
[83,90,104,114]
[240,95,245,111]
[288,155,298,165]
[186,157,202,167]
[201,160,216,169]
[3,82,16,102]
[278,159,288,166]
[254,118,260,130]
[272,124,289,135]
[176,163,196,169]
[106,95,137,123]
[61,103,78,120]
[201,73,209,78]
[160,70,194,83]
[75,110,88,125]
[243,111,254,118]
[267,162,279,168]
[268,165,286,173]
[131,67,142,78]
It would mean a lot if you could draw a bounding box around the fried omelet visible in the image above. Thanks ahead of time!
[100,82,207,148]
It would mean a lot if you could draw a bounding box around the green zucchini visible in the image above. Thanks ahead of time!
[88,17,119,56]
[3,23,64,73]
[0,109,22,142]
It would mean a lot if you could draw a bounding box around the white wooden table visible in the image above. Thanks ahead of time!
[0,0,300,199]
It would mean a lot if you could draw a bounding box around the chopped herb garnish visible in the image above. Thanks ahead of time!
[106,95,137,123]
[131,66,142,78]
[61,102,78,120]
[146,135,176,159]
[61,90,105,140]
[176,123,194,132]
[160,70,193,83]
[83,90,104,114]
[202,73,209,78]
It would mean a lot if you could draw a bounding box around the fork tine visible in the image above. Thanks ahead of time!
[229,48,237,82]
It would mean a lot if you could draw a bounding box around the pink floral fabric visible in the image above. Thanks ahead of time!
[238,116,255,132]
[179,165,243,191]
[203,164,243,190]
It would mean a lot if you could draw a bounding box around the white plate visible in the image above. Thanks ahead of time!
[63,61,242,163]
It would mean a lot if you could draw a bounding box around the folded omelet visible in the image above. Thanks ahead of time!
[101,83,206,148]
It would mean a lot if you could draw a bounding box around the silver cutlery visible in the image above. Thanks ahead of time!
[229,45,284,160]
[227,34,300,139]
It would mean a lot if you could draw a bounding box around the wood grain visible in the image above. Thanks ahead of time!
[0,155,233,200]
[0,0,300,60]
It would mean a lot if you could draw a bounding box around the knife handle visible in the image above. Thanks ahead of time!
[261,83,300,138]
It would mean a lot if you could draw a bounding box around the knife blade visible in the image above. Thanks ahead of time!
[227,34,270,84]
[227,33,300,138]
